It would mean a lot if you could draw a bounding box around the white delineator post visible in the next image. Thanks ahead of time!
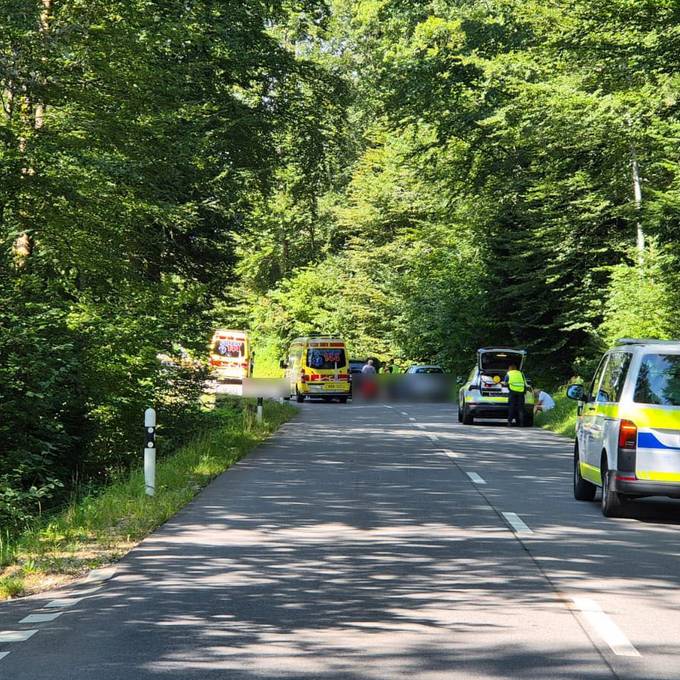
[256,397,264,424]
[144,408,157,496]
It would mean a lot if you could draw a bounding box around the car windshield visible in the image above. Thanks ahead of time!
[307,348,346,370]
[634,354,680,406]
[212,339,245,358]
[415,367,443,374]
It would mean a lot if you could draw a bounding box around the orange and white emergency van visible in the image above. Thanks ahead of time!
[282,336,350,403]
[209,329,253,383]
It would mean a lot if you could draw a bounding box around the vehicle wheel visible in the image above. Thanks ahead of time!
[339,397,348,404]
[295,389,304,403]
[462,406,474,425]
[457,403,463,423]
[601,459,624,517]
[573,445,596,501]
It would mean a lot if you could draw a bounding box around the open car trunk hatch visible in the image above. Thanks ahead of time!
[477,348,526,373]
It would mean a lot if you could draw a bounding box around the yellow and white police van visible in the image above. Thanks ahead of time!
[458,347,535,426]
[568,339,680,517]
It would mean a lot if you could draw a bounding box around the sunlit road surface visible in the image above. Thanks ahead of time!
[2,403,680,678]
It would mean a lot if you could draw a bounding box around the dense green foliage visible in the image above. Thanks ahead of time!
[4,1,680,533]
[243,1,680,383]
[1,0,341,533]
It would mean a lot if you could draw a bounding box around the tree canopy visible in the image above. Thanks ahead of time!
[4,0,680,531]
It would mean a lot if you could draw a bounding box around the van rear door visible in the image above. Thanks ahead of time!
[632,353,680,481]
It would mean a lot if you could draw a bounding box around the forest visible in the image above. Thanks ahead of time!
[3,0,680,533]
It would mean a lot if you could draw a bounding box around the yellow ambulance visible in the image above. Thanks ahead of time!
[281,336,350,403]
[209,329,253,383]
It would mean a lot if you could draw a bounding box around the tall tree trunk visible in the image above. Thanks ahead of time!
[631,147,644,261]
[33,0,52,130]
[13,0,52,267]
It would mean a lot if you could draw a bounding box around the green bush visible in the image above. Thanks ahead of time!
[536,390,579,439]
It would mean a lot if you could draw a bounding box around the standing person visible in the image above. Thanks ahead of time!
[502,363,527,426]
[361,359,377,375]
[360,358,378,399]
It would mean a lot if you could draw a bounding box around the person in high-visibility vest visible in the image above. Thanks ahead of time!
[502,363,526,426]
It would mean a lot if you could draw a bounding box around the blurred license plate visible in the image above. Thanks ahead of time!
[324,383,342,390]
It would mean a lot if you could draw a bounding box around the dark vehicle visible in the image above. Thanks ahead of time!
[349,359,368,396]
[349,359,367,375]
[405,365,444,374]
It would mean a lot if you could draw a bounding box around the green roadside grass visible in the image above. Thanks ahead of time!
[535,390,578,439]
[0,398,296,600]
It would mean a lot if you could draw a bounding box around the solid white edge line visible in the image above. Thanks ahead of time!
[20,612,63,624]
[572,598,640,657]
[466,471,486,485]
[501,511,533,535]
[0,651,9,661]
[0,630,38,643]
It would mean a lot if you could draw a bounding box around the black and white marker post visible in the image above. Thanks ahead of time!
[144,407,156,496]
[256,397,263,424]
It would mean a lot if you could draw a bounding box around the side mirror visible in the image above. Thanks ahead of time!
[468,384,479,391]
[566,384,584,401]
[279,360,288,369]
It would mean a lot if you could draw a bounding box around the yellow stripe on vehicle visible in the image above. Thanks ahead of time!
[636,470,680,482]
[580,462,602,485]
[618,406,680,429]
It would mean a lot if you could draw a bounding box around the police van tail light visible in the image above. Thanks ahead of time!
[618,420,637,450]
[617,420,637,481]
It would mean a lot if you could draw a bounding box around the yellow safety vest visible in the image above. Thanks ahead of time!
[507,369,525,393]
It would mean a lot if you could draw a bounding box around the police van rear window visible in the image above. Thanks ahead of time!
[634,354,680,406]
[307,349,346,370]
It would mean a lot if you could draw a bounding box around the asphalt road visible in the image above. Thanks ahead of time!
[2,402,680,679]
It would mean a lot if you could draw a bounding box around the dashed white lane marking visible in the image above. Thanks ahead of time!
[466,472,486,484]
[20,612,62,624]
[427,433,439,442]
[400,411,409,416]
[409,417,416,422]
[45,598,81,608]
[502,512,533,536]
[0,630,38,642]
[572,598,641,657]
[415,424,425,430]
[444,450,460,459]
[0,652,10,660]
